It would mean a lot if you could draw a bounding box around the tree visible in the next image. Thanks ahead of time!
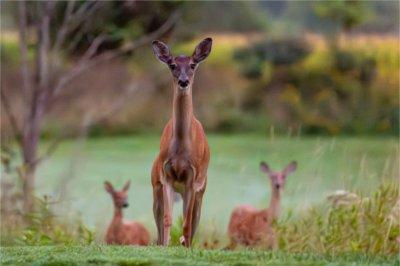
[1,1,180,213]
[313,0,370,48]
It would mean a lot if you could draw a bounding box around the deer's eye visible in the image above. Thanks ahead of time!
[169,64,177,70]
[190,63,196,70]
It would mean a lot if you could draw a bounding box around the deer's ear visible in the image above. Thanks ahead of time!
[123,180,131,192]
[283,161,297,175]
[104,181,114,194]
[192,37,212,63]
[260,161,272,174]
[152,40,172,64]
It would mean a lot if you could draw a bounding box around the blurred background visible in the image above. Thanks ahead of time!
[1,1,399,249]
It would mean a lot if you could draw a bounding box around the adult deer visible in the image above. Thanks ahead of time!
[104,180,150,246]
[151,38,212,247]
[227,161,297,249]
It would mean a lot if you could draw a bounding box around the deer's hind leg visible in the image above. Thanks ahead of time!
[153,183,164,245]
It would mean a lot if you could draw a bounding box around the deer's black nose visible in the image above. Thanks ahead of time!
[178,79,189,88]
[275,184,281,189]
[122,202,129,208]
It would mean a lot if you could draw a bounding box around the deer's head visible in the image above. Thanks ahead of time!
[260,161,297,191]
[104,180,131,209]
[152,38,212,94]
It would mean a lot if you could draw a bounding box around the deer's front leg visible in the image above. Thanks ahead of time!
[153,182,174,246]
[162,183,174,246]
[182,185,195,247]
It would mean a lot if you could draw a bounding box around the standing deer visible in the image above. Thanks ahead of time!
[104,180,150,246]
[151,38,212,247]
[227,161,297,249]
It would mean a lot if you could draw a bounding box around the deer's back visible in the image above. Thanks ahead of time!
[124,221,150,245]
[228,205,274,247]
[106,221,150,246]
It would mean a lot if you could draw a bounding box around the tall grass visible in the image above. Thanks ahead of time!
[1,196,95,246]
[1,136,397,257]
[187,181,400,255]
[2,175,398,256]
[277,182,399,255]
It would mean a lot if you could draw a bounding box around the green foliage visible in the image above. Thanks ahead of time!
[232,34,399,135]
[178,1,267,36]
[287,47,396,135]
[32,1,182,55]
[234,38,311,79]
[314,0,371,32]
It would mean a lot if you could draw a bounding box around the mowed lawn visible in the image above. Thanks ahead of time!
[36,135,398,236]
[1,245,398,265]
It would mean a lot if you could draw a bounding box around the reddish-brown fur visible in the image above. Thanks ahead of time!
[104,181,150,246]
[227,161,297,249]
[151,38,212,247]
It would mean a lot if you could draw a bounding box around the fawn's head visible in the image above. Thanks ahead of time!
[260,161,297,191]
[152,38,212,93]
[104,180,131,208]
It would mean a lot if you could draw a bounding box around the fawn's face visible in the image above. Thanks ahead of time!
[104,181,131,208]
[152,38,212,93]
[260,161,297,191]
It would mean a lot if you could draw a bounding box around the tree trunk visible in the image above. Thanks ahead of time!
[20,1,52,214]
[21,92,46,213]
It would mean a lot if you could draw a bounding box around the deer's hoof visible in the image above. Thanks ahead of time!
[179,236,185,246]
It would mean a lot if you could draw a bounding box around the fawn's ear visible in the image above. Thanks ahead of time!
[260,161,272,174]
[192,37,212,63]
[122,180,131,192]
[104,181,114,194]
[152,40,173,64]
[283,161,297,175]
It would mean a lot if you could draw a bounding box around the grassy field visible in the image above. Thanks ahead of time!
[1,245,398,266]
[34,134,398,240]
[2,135,398,264]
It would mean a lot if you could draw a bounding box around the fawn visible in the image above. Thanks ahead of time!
[104,180,150,245]
[227,161,297,249]
[151,38,212,247]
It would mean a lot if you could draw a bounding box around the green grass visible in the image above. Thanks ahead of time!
[1,245,398,265]
[2,135,398,262]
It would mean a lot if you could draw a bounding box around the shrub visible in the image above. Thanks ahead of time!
[234,37,311,79]
[0,149,94,246]
[15,196,95,246]
[1,195,95,246]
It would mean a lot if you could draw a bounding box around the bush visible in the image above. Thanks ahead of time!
[233,37,397,135]
[234,37,311,79]
[254,38,311,66]
[0,150,94,246]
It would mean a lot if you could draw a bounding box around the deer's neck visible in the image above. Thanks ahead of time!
[112,208,123,227]
[268,189,281,221]
[171,85,193,151]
